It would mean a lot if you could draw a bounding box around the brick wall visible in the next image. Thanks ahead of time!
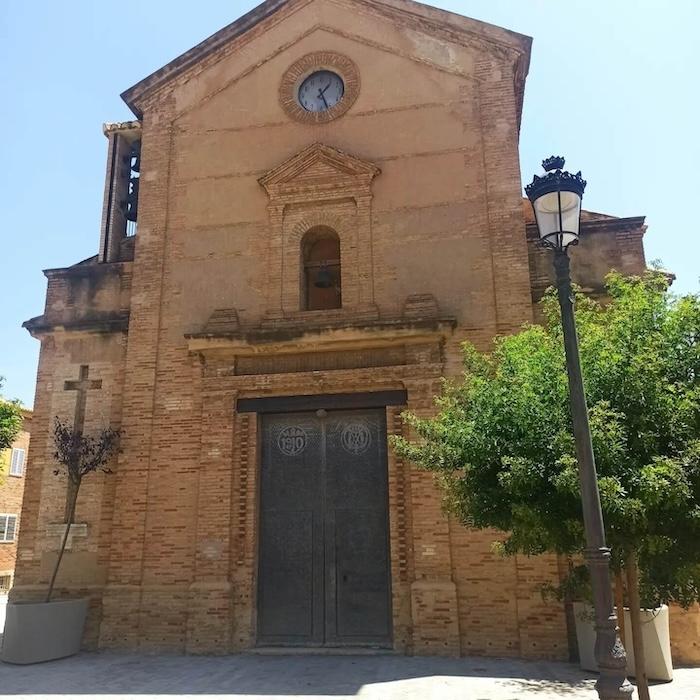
[0,417,31,587]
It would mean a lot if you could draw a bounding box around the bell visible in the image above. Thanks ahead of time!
[129,142,141,173]
[314,265,334,289]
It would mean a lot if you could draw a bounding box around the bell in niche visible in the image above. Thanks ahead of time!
[314,265,334,289]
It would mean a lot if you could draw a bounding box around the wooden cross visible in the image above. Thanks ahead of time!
[64,365,102,434]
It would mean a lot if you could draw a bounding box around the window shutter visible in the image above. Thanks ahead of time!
[6,516,17,541]
[0,515,18,542]
[10,448,25,476]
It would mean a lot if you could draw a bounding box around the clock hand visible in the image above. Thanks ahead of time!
[317,88,329,109]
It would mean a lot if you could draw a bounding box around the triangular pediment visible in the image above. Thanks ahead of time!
[259,143,380,193]
[121,0,531,120]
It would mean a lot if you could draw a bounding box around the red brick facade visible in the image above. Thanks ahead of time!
[14,0,699,664]
[0,413,31,590]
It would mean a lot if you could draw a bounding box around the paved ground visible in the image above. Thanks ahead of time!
[0,652,698,699]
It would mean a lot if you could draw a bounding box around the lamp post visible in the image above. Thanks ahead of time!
[526,157,632,700]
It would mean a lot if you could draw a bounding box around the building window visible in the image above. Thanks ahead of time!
[0,514,18,543]
[9,448,25,477]
[302,226,342,311]
[0,574,11,592]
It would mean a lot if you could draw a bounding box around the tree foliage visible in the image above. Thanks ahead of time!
[52,418,119,485]
[392,270,700,607]
[0,377,24,452]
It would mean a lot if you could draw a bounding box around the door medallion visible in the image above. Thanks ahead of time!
[277,425,307,456]
[340,420,371,455]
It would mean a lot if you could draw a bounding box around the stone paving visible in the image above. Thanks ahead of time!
[1,651,699,699]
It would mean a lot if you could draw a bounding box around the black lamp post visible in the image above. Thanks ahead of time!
[526,157,633,700]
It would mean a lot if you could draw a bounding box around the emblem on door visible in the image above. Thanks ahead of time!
[277,425,307,456]
[341,421,371,455]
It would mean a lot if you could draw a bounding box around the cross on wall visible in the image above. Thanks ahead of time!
[60,364,103,523]
[64,365,102,434]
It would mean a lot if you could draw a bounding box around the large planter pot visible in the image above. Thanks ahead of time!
[0,594,7,635]
[0,598,88,664]
[573,602,673,682]
[573,602,598,673]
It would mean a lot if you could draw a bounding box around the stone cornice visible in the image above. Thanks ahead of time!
[102,120,142,138]
[186,317,456,357]
[23,312,130,338]
[42,260,132,280]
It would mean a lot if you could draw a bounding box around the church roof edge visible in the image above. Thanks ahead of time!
[120,0,531,120]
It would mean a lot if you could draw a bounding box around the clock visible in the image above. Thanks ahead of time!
[280,53,359,124]
[298,70,345,112]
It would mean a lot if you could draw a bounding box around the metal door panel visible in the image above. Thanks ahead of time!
[325,410,391,645]
[333,507,391,640]
[258,413,323,645]
[257,408,391,647]
[258,510,315,639]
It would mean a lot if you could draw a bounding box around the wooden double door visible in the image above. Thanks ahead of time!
[257,408,392,647]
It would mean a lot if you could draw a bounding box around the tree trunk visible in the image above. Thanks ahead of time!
[615,570,626,648]
[64,478,78,523]
[46,477,80,603]
[626,551,650,700]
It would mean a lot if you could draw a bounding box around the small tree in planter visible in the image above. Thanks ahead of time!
[1,417,119,664]
[392,270,700,698]
[46,418,119,602]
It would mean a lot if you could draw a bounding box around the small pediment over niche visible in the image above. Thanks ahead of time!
[203,307,240,334]
[402,294,441,321]
[259,143,380,200]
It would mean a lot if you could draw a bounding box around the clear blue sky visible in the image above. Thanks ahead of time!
[1,1,698,408]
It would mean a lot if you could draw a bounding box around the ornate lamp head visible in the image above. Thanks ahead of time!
[525,156,587,251]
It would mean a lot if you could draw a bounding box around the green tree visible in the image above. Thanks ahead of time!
[392,270,700,672]
[0,378,24,485]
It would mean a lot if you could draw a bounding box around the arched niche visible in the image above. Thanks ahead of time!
[301,226,342,311]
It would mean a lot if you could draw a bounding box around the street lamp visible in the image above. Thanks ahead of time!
[526,157,633,700]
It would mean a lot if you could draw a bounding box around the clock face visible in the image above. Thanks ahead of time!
[298,70,345,113]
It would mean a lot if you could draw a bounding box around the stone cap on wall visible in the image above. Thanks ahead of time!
[22,260,132,338]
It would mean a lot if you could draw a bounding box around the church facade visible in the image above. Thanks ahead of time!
[19,0,697,661]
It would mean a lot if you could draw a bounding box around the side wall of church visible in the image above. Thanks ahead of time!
[12,264,129,647]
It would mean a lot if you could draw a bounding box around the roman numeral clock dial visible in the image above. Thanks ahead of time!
[298,70,345,113]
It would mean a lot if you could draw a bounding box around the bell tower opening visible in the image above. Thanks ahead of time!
[98,121,141,263]
[301,226,342,311]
